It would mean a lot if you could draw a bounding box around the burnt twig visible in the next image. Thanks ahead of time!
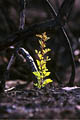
[0,19,59,51]
[45,0,75,86]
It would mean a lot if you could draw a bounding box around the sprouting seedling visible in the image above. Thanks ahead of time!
[33,32,53,89]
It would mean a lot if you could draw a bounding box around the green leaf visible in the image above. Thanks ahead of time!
[44,72,51,77]
[34,83,38,87]
[35,49,38,54]
[39,40,42,45]
[41,60,46,65]
[42,78,53,87]
[46,56,51,61]
[47,48,51,52]
[42,63,46,70]
[36,60,41,66]
[43,48,51,54]
[33,71,40,77]
[38,53,43,60]
[34,83,41,89]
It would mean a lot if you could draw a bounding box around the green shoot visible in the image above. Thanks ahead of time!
[33,32,53,89]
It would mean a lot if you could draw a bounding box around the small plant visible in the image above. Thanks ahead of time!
[33,32,53,89]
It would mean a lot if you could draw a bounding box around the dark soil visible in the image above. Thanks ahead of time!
[0,86,80,119]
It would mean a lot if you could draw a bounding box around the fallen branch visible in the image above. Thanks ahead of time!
[0,18,59,51]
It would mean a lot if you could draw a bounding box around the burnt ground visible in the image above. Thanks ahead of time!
[0,85,80,119]
[0,0,80,119]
